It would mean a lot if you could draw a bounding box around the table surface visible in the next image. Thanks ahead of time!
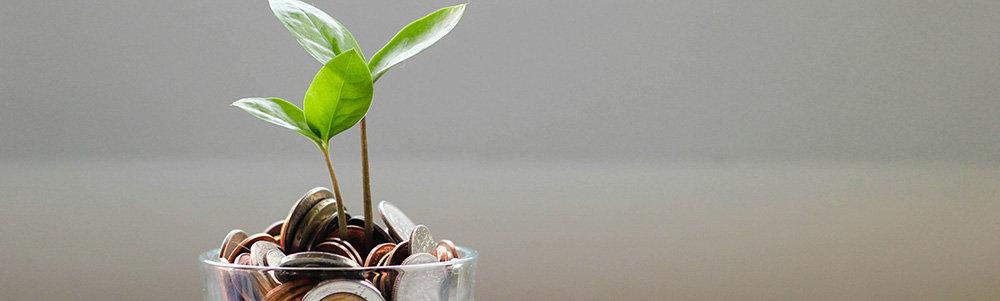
[1,159,997,300]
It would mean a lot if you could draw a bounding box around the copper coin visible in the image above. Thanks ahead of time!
[386,241,411,267]
[265,220,284,237]
[272,284,313,301]
[313,240,361,265]
[302,279,385,301]
[293,198,341,252]
[434,245,453,262]
[265,279,316,301]
[280,187,334,251]
[409,225,434,255]
[345,219,396,245]
[331,238,363,265]
[372,223,395,245]
[228,233,278,263]
[345,216,391,246]
[378,201,416,243]
[220,229,248,261]
[376,251,392,267]
[436,240,459,259]
[251,240,283,266]
[328,225,369,258]
[364,243,396,267]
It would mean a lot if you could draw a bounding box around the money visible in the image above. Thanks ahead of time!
[302,279,385,301]
[251,241,282,266]
[280,187,334,252]
[279,252,360,269]
[394,253,447,301]
[328,225,370,257]
[293,198,341,252]
[265,249,285,267]
[264,279,316,301]
[216,188,463,300]
[436,240,459,260]
[409,225,434,255]
[364,243,396,267]
[276,251,361,283]
[379,201,416,242]
[220,229,248,260]
[228,233,278,263]
[265,220,284,237]
[314,240,362,265]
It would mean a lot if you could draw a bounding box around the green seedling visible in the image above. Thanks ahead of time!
[234,0,466,243]
[233,48,373,241]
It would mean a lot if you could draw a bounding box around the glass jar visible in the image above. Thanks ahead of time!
[198,247,477,300]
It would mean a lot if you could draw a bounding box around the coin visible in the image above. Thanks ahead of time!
[348,216,396,245]
[314,240,361,265]
[276,251,362,282]
[279,252,360,269]
[364,243,396,267]
[231,268,267,300]
[220,229,248,261]
[434,245,453,262]
[228,233,278,263]
[236,252,252,266]
[265,220,284,237]
[328,225,369,258]
[302,279,386,301]
[251,240,283,266]
[436,240,459,259]
[395,253,446,301]
[385,241,411,267]
[379,201,416,243]
[292,198,341,253]
[281,187,334,251]
[265,249,285,267]
[347,215,366,227]
[264,279,316,301]
[409,225,434,255]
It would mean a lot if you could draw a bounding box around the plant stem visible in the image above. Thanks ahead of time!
[321,145,349,241]
[360,117,374,249]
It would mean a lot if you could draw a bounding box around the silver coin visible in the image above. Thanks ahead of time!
[302,279,385,301]
[281,187,334,251]
[220,229,248,261]
[264,249,286,267]
[292,198,340,252]
[263,249,287,287]
[276,251,362,283]
[250,240,282,266]
[279,251,360,269]
[395,253,447,301]
[409,225,435,255]
[379,201,416,243]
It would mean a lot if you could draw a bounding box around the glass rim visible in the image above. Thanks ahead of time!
[199,246,478,272]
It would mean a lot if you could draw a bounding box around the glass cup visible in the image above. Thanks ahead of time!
[198,247,477,300]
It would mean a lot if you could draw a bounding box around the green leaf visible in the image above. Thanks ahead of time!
[368,4,467,82]
[232,97,322,144]
[304,49,374,142]
[269,0,363,64]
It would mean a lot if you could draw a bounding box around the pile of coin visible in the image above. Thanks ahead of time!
[215,187,462,301]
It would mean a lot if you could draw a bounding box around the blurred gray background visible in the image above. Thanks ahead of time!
[1,0,998,299]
